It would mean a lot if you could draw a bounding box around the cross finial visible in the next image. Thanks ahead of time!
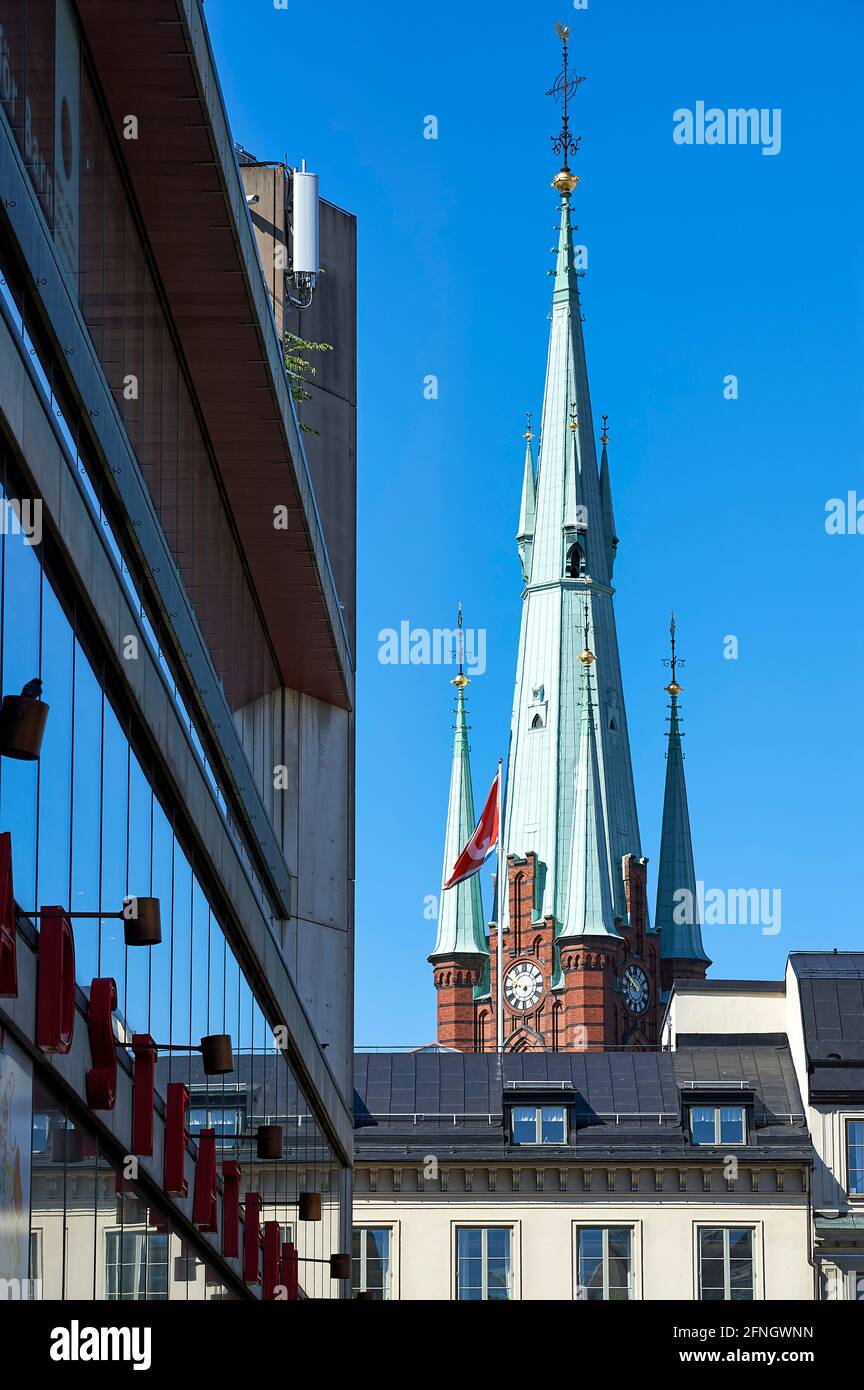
[452,602,469,688]
[547,23,586,196]
[662,610,684,695]
[523,410,534,442]
[601,414,609,446]
[569,403,579,433]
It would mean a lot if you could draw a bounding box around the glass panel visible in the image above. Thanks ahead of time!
[719,1106,745,1144]
[540,1106,566,1143]
[36,581,73,909]
[728,1228,753,1260]
[512,1106,537,1144]
[105,1230,169,1300]
[30,1081,66,1301]
[690,1106,716,1144]
[0,508,41,910]
[69,642,102,985]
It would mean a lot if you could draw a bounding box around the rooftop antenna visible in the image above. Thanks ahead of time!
[285,157,320,310]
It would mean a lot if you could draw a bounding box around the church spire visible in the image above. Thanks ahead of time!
[598,415,618,576]
[655,615,711,970]
[560,597,622,943]
[517,414,536,583]
[429,606,489,963]
[503,27,641,935]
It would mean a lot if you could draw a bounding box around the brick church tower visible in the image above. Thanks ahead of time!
[429,30,709,1053]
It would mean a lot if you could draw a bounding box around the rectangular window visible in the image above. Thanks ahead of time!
[698,1227,754,1301]
[105,1231,170,1301]
[352,1227,391,1301]
[576,1227,633,1301]
[847,1120,864,1196]
[187,1102,245,1148]
[511,1105,567,1145]
[689,1105,746,1145]
[456,1228,511,1301]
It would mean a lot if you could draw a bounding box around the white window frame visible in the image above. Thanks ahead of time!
[844,1116,864,1199]
[453,1225,515,1301]
[696,1225,757,1301]
[352,1225,392,1300]
[511,1104,567,1145]
[689,1104,747,1146]
[574,1225,635,1301]
[104,1228,170,1301]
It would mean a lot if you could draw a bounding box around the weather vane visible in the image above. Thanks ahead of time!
[662,611,685,695]
[452,602,469,689]
[547,22,586,192]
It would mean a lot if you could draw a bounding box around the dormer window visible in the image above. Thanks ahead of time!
[689,1105,747,1146]
[511,1105,567,1145]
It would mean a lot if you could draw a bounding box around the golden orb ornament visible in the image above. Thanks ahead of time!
[552,168,579,195]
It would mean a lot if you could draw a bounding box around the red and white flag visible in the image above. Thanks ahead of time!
[443,773,500,890]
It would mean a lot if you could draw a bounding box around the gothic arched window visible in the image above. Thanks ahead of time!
[531,713,545,730]
[565,543,583,578]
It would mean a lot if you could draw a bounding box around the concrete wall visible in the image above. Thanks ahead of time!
[241,164,357,655]
[234,689,354,1104]
[663,988,788,1045]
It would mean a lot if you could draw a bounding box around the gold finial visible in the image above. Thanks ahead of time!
[601,414,609,446]
[451,602,470,689]
[523,410,534,442]
[663,610,684,695]
[569,404,579,433]
[579,592,595,664]
[547,22,585,196]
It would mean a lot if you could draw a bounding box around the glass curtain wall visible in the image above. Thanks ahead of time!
[0,447,344,1297]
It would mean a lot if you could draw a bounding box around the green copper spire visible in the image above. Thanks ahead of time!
[503,35,642,944]
[655,616,711,965]
[560,599,622,946]
[517,415,536,584]
[429,608,490,963]
[598,416,618,577]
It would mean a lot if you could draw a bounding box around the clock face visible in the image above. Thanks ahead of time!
[504,961,544,1012]
[622,963,650,1015]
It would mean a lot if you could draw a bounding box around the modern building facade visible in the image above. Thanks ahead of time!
[0,0,355,1300]
[429,36,709,1054]
[352,1041,813,1301]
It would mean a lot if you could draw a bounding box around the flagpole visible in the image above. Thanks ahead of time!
[496,757,505,1053]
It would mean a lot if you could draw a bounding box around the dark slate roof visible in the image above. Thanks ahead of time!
[353,1047,809,1164]
[790,952,864,1100]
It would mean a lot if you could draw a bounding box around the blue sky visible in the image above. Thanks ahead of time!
[205,0,864,1045]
